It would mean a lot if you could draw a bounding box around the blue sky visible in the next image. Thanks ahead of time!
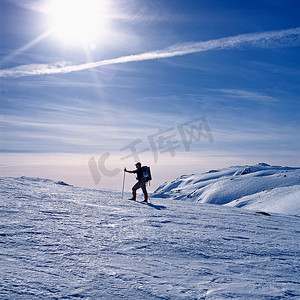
[1,0,300,190]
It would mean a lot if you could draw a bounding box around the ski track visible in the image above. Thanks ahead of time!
[0,177,300,299]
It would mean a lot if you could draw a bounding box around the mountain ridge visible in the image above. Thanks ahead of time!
[153,163,300,216]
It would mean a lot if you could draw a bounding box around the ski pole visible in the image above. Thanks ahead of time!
[121,169,126,199]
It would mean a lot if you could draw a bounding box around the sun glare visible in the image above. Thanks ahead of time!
[47,0,109,45]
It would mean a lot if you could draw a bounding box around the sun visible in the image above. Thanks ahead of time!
[46,0,109,45]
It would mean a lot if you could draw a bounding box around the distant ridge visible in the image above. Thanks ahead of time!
[153,163,300,216]
[15,176,72,187]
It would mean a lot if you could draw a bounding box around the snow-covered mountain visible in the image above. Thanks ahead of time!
[1,175,300,299]
[153,163,300,216]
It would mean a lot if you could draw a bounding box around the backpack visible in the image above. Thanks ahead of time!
[142,166,152,182]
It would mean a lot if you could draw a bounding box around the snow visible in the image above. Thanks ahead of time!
[153,163,300,216]
[226,184,300,215]
[1,175,300,299]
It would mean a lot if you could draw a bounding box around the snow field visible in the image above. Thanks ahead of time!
[1,177,300,299]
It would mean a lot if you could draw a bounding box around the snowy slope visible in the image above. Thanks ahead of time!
[1,176,300,299]
[225,184,300,214]
[153,163,300,216]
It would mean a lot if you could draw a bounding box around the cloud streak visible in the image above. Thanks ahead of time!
[1,27,300,78]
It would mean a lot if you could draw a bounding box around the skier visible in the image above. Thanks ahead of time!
[124,162,148,202]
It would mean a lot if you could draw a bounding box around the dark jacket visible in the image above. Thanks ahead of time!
[133,168,144,181]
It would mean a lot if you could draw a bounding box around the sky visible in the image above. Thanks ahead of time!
[0,0,300,191]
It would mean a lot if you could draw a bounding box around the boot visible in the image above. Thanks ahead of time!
[142,192,148,203]
[129,190,136,201]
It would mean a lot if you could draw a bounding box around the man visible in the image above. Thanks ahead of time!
[124,162,148,202]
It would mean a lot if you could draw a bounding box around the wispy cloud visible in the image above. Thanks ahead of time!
[1,27,300,78]
[207,89,278,103]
